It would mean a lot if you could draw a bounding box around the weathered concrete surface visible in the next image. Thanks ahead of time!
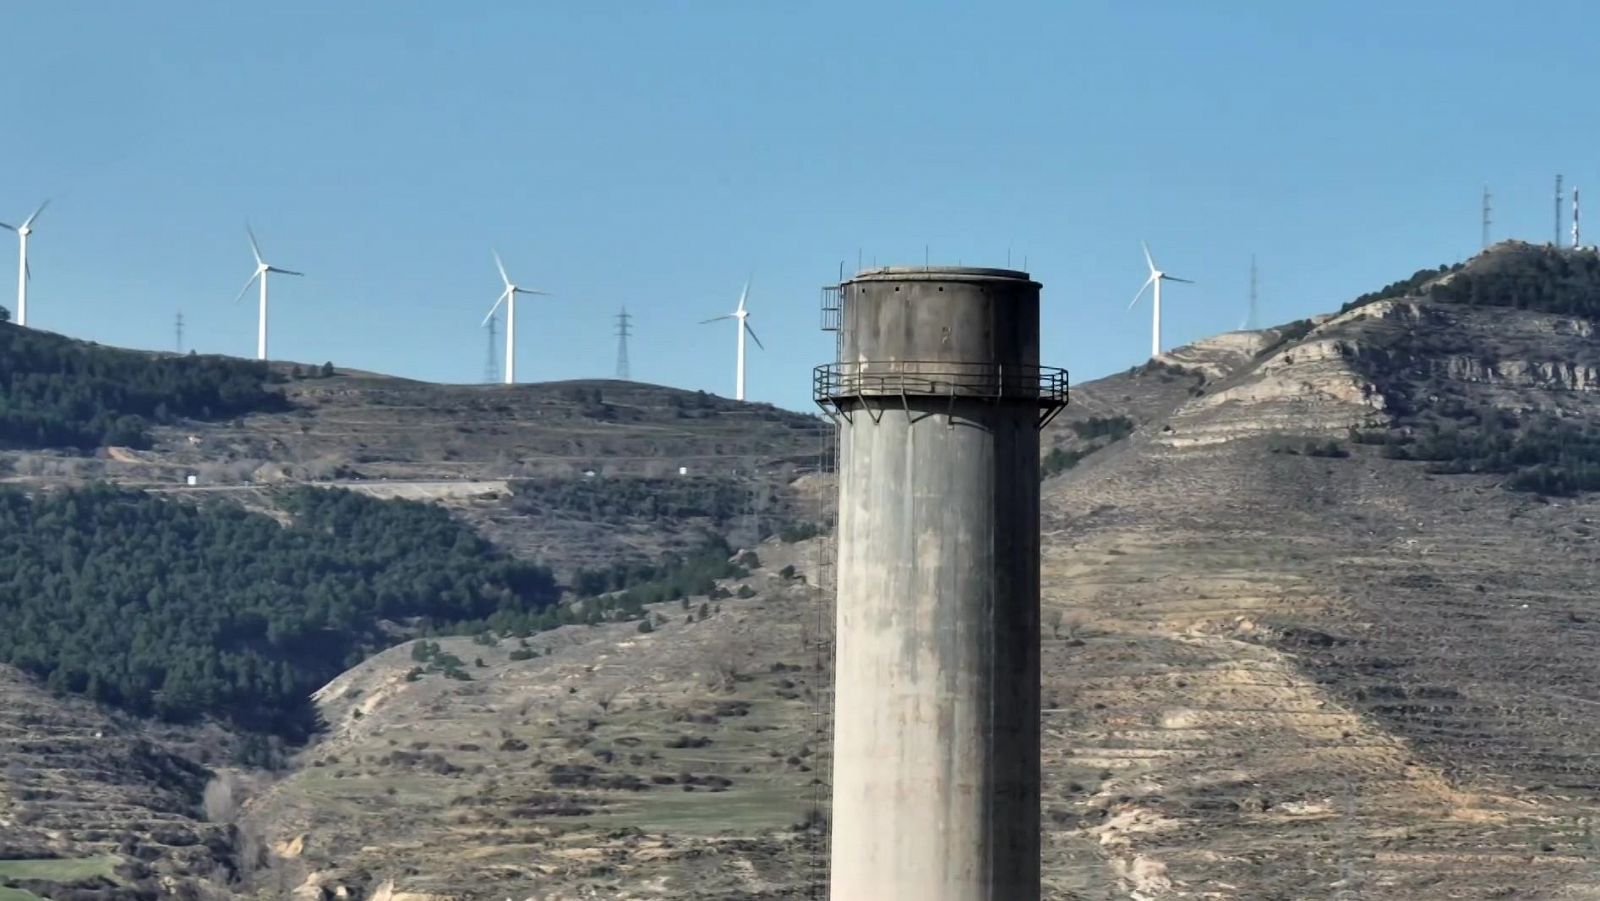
[828,267,1043,901]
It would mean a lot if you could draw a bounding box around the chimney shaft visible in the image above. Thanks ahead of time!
[816,266,1066,901]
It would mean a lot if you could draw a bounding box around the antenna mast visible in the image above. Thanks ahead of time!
[615,307,633,380]
[1576,188,1583,248]
[1248,255,1259,329]
[1556,174,1565,245]
[174,311,184,353]
[483,315,500,384]
[1481,185,1492,249]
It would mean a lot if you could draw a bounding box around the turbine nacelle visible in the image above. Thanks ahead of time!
[699,278,763,348]
[0,200,48,238]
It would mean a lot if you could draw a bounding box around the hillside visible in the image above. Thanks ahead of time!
[0,322,288,451]
[14,242,1600,898]
[0,360,831,577]
[0,345,830,899]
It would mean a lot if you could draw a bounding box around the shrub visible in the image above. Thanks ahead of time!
[1304,441,1349,458]
[778,522,822,543]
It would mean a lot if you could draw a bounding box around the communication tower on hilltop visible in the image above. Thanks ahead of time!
[483,315,500,384]
[1247,255,1259,330]
[1482,185,1492,249]
[174,311,184,353]
[1575,188,1582,248]
[1556,175,1565,245]
[615,307,632,380]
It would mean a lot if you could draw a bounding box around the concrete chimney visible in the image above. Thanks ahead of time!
[815,266,1066,901]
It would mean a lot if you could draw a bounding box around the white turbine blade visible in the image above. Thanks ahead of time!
[233,272,262,304]
[736,278,750,313]
[482,289,509,326]
[512,286,549,296]
[744,320,764,350]
[1162,275,1194,284]
[1128,273,1156,309]
[246,224,264,266]
[20,200,49,230]
[492,249,512,288]
[1141,240,1157,274]
[0,221,16,233]
[700,314,733,325]
[267,266,304,277]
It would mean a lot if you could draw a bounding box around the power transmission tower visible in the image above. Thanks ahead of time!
[1482,185,1492,249]
[174,311,184,353]
[483,315,500,384]
[615,307,633,380]
[1557,174,1565,245]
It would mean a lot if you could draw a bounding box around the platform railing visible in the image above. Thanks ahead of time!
[813,360,1069,428]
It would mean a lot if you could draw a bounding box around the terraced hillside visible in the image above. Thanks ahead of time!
[239,539,837,901]
[1,373,831,577]
[0,666,239,901]
[1037,242,1600,897]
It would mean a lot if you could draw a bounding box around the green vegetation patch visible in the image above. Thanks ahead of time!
[508,475,753,528]
[0,485,557,738]
[1042,415,1136,479]
[574,537,748,623]
[0,857,118,882]
[0,323,289,450]
[1339,263,1461,314]
[1428,248,1600,316]
[1356,411,1600,496]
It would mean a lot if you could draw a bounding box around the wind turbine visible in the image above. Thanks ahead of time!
[482,250,548,384]
[1129,241,1193,359]
[700,278,763,401]
[233,225,302,361]
[0,200,49,326]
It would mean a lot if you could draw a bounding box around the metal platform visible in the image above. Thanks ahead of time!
[813,360,1068,428]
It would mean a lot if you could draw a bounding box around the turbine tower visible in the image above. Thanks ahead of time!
[1129,242,1193,359]
[0,200,49,326]
[700,278,763,401]
[232,225,302,361]
[482,250,547,385]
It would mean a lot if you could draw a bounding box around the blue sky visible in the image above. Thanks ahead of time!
[0,2,1590,410]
